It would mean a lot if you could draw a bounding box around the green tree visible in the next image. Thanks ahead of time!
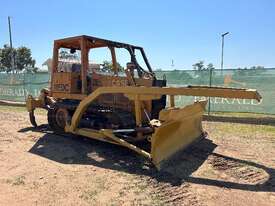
[206,63,215,70]
[192,61,215,71]
[192,61,205,71]
[192,61,215,84]
[59,49,79,61]
[101,60,124,73]
[15,46,36,71]
[233,66,265,76]
[0,44,37,73]
[0,44,14,72]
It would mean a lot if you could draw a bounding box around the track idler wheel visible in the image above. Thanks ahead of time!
[47,105,70,134]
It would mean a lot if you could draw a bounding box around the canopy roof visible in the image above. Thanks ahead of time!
[54,35,141,50]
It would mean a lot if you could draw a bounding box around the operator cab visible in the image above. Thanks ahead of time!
[51,35,156,98]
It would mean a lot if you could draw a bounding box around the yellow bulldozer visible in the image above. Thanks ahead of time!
[26,35,261,169]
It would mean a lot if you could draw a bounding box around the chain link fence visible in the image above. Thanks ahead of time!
[0,68,274,114]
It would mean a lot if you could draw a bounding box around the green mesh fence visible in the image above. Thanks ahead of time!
[0,68,274,114]
[0,72,49,102]
[155,68,275,114]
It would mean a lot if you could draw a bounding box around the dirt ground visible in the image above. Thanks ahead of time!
[0,106,274,206]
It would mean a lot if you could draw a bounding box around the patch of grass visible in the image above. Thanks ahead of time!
[151,195,166,206]
[94,176,106,191]
[135,182,147,191]
[6,176,26,186]
[209,111,275,119]
[257,125,275,133]
[213,122,275,136]
[0,105,46,115]
[13,176,26,185]
[213,123,251,133]
[0,105,26,112]
[205,121,275,146]
[79,189,99,201]
[79,176,107,203]
[106,198,124,206]
[118,190,125,197]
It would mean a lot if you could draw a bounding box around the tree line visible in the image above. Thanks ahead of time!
[192,61,265,71]
[157,60,265,72]
[0,45,38,73]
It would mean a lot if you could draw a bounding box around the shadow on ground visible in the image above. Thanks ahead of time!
[20,125,275,192]
[19,124,50,133]
[203,115,275,126]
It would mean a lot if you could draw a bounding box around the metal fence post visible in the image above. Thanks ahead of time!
[208,68,213,115]
[23,72,26,101]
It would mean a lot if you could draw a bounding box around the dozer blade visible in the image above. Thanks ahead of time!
[151,100,207,169]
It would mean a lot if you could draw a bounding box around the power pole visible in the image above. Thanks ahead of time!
[8,16,13,49]
[8,16,15,73]
[171,59,174,69]
[221,32,229,75]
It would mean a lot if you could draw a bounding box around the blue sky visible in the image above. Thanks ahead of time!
[0,0,274,70]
